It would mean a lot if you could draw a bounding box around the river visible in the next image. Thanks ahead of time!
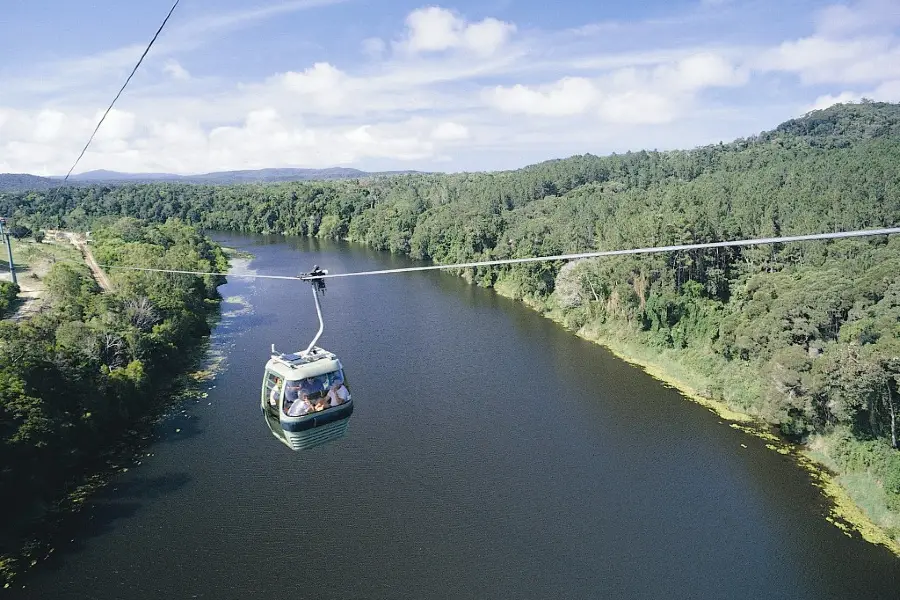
[8,233,900,599]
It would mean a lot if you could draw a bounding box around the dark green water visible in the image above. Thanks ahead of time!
[8,233,900,599]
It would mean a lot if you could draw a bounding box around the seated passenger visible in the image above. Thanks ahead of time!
[327,378,350,407]
[269,378,282,408]
[286,393,314,417]
[313,395,329,411]
[284,381,301,403]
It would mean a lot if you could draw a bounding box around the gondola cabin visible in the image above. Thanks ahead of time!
[261,346,353,451]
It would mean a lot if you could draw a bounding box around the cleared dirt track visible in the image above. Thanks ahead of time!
[63,232,113,292]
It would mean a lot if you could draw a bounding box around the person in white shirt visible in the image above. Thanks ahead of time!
[269,378,282,408]
[286,392,314,416]
[327,379,350,407]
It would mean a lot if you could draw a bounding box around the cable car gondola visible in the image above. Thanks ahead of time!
[260,267,353,451]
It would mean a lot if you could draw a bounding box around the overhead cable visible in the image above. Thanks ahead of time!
[54,0,181,187]
[98,225,900,281]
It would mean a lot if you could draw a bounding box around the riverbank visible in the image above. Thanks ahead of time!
[490,281,900,557]
[0,314,228,591]
[0,224,231,589]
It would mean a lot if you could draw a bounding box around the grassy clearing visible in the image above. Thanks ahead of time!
[1,237,84,319]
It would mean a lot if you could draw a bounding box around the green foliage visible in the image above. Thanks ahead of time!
[0,218,224,563]
[825,428,900,509]
[7,225,31,239]
[0,282,18,317]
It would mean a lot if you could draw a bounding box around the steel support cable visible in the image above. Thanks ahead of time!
[49,0,181,202]
[97,226,900,280]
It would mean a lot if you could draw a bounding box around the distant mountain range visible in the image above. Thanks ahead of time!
[0,167,423,192]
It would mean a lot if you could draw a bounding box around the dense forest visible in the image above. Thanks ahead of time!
[0,220,226,579]
[2,101,899,537]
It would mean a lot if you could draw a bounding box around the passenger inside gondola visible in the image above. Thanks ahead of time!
[284,380,301,404]
[281,372,347,416]
[327,378,349,407]
[269,377,282,408]
[286,391,314,416]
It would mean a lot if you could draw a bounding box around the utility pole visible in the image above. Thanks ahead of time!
[0,218,17,286]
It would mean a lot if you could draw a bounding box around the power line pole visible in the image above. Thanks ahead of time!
[0,218,17,286]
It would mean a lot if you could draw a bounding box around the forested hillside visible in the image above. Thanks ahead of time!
[0,167,425,192]
[2,101,899,541]
[0,220,226,579]
[0,174,55,192]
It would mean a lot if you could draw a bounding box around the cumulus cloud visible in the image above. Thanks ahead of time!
[32,110,68,143]
[753,1,900,86]
[5,1,900,175]
[396,6,516,56]
[485,78,598,116]
[484,51,742,123]
[803,79,900,113]
[814,0,900,37]
[94,109,137,142]
[431,121,469,140]
[598,92,677,124]
[805,91,863,112]
[276,62,352,111]
[0,102,467,174]
[655,52,747,91]
[164,60,191,80]
[753,36,900,84]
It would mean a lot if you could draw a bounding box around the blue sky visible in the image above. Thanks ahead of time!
[1,0,898,175]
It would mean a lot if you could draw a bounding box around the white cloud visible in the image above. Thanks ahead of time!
[2,0,351,99]
[486,78,598,116]
[4,1,900,175]
[403,7,461,53]
[396,6,516,56]
[431,121,469,140]
[805,91,863,112]
[461,18,517,56]
[753,36,900,84]
[873,79,900,99]
[32,110,68,143]
[803,79,900,113]
[0,103,469,174]
[163,60,191,81]
[656,52,747,91]
[277,62,352,111]
[752,1,900,86]
[598,91,677,124]
[93,109,137,142]
[484,51,741,122]
[814,0,900,37]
